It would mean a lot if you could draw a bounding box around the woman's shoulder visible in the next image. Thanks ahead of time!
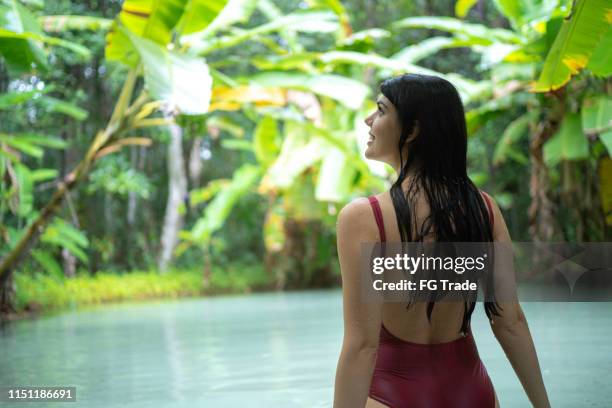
[338,196,375,220]
[336,196,381,237]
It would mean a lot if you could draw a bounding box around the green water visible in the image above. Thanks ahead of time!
[1,290,610,407]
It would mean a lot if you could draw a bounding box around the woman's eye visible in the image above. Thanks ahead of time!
[377,108,383,114]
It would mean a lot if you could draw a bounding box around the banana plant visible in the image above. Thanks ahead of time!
[181,1,490,213]
[177,0,508,287]
[388,0,611,240]
[533,0,611,91]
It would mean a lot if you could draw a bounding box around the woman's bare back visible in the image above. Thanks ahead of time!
[372,190,473,344]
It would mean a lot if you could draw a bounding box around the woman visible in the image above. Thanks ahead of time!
[333,74,551,408]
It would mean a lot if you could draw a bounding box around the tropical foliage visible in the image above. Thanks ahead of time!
[0,0,610,315]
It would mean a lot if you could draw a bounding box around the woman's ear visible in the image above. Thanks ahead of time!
[406,120,420,143]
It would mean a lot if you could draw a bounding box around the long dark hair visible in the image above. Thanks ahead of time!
[380,73,501,334]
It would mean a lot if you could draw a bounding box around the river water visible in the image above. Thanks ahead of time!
[1,289,610,407]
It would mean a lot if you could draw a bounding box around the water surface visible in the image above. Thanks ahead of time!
[1,290,610,407]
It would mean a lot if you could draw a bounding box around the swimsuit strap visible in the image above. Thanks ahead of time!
[481,192,495,228]
[368,196,386,243]
[368,193,493,242]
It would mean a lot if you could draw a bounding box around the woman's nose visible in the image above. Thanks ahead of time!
[364,114,373,126]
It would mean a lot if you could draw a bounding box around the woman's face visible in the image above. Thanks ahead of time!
[363,95,403,166]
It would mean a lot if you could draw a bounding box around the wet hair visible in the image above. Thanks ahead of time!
[379,73,501,334]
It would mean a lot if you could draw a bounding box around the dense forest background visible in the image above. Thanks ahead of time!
[0,0,610,315]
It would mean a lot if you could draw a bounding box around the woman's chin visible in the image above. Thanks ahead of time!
[364,145,376,159]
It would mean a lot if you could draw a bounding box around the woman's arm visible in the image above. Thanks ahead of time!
[491,303,551,408]
[487,196,551,408]
[333,198,382,408]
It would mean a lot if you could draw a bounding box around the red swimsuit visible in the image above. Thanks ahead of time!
[366,194,496,408]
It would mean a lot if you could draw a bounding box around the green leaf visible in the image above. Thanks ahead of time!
[582,96,612,131]
[257,0,303,53]
[493,113,534,165]
[543,113,589,166]
[14,163,33,216]
[105,22,139,67]
[41,218,89,262]
[455,0,478,18]
[0,133,67,152]
[105,0,192,66]
[189,179,226,206]
[491,0,523,28]
[315,147,356,202]
[123,0,188,44]
[262,122,327,189]
[54,219,89,248]
[19,133,68,149]
[250,52,318,70]
[582,96,612,155]
[282,171,325,221]
[492,0,562,32]
[30,168,58,182]
[189,164,262,242]
[533,0,611,92]
[392,37,470,64]
[143,0,190,44]
[0,0,48,72]
[252,115,279,166]
[339,28,390,47]
[319,50,433,73]
[305,0,351,38]
[249,71,369,110]
[220,138,251,151]
[37,96,88,120]
[20,0,44,10]
[466,92,536,135]
[126,30,212,115]
[392,16,522,45]
[0,146,19,163]
[207,115,245,137]
[187,10,339,55]
[587,26,612,77]
[31,249,63,279]
[177,0,254,36]
[177,0,261,61]
[0,28,91,58]
[0,86,52,109]
[600,133,612,157]
[0,134,43,157]
[39,15,113,32]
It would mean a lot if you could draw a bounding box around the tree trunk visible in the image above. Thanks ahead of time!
[188,137,204,188]
[127,146,139,227]
[158,114,187,273]
[0,274,15,315]
[529,124,558,241]
[62,248,77,278]
[528,90,566,241]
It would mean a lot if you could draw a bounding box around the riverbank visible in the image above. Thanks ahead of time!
[3,263,273,322]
